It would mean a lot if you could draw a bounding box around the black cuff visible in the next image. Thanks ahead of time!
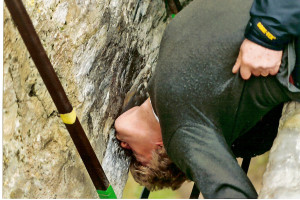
[244,18,291,51]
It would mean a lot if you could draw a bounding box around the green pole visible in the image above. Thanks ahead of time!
[4,0,117,198]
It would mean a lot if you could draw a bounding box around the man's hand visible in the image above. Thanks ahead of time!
[232,39,283,80]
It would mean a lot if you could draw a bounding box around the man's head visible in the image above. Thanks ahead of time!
[115,98,187,190]
[114,98,163,165]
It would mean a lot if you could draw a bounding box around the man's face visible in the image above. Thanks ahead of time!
[115,100,163,165]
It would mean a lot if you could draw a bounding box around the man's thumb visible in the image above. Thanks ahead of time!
[232,53,241,73]
[232,62,240,73]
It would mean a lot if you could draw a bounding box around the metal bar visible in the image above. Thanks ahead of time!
[167,0,180,14]
[140,187,150,199]
[292,37,300,88]
[133,0,142,22]
[173,0,183,12]
[189,183,200,199]
[241,157,251,174]
[4,0,116,198]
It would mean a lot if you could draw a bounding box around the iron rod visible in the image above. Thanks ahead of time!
[133,0,142,22]
[241,157,251,174]
[189,183,200,199]
[140,187,150,199]
[173,0,183,12]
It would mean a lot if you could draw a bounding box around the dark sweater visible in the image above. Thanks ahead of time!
[148,0,300,198]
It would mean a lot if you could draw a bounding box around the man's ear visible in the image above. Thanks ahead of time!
[155,141,164,147]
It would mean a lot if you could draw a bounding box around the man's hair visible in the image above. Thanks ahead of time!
[129,146,187,191]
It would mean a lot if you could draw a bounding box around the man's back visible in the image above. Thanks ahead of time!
[150,0,268,148]
[148,0,297,198]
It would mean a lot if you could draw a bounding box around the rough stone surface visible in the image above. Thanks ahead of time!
[3,0,177,198]
[259,102,300,198]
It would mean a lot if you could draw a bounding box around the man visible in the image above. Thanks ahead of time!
[115,0,300,198]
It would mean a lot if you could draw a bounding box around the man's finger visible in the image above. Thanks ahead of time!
[269,64,280,75]
[240,65,252,80]
[261,71,269,77]
[232,53,241,73]
[252,69,262,77]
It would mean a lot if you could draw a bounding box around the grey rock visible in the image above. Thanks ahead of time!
[3,0,174,198]
[259,102,300,198]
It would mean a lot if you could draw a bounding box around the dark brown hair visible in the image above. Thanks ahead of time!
[129,146,187,191]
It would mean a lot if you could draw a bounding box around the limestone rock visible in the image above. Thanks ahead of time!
[259,102,300,198]
[3,0,179,198]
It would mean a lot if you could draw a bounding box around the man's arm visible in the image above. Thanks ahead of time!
[166,125,258,198]
[233,0,300,80]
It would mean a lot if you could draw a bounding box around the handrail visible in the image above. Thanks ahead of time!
[241,157,251,174]
[140,187,150,199]
[189,184,200,199]
[4,0,116,198]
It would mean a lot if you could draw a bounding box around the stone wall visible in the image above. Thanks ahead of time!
[3,0,174,198]
[259,102,300,198]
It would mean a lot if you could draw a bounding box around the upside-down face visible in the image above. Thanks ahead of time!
[115,99,163,165]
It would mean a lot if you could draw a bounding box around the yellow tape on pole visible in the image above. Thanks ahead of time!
[60,109,76,124]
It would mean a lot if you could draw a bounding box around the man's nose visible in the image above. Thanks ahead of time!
[120,141,131,150]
